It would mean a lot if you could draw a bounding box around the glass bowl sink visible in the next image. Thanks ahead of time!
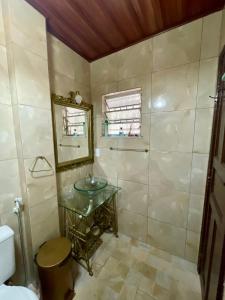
[74,176,108,193]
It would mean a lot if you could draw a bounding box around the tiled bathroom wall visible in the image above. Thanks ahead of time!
[0,0,59,283]
[47,34,93,204]
[91,11,223,263]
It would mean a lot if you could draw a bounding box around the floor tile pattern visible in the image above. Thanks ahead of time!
[73,233,201,300]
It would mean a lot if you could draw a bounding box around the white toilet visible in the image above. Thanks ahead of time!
[0,225,38,300]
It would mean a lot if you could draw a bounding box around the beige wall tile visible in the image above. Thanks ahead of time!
[49,71,74,98]
[2,0,47,59]
[149,185,189,228]
[29,195,58,227]
[1,211,20,235]
[118,180,148,216]
[197,58,218,108]
[147,218,186,257]
[0,159,20,214]
[19,105,54,158]
[150,110,195,152]
[13,43,51,109]
[30,206,59,253]
[74,51,90,85]
[118,40,152,80]
[118,209,147,242]
[153,20,202,71]
[220,9,225,51]
[118,74,151,113]
[24,156,57,208]
[149,151,192,192]
[201,11,222,59]
[185,231,200,263]
[0,2,5,46]
[187,194,204,233]
[0,45,11,105]
[191,154,209,195]
[47,34,75,79]
[152,63,198,112]
[117,151,149,184]
[193,108,213,154]
[93,148,118,179]
[91,52,118,85]
[0,104,17,160]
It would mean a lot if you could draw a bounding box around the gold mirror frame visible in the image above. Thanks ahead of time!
[51,93,94,172]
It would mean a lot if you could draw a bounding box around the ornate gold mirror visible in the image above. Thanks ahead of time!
[51,92,94,171]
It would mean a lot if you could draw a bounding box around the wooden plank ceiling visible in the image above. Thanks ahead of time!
[26,0,225,62]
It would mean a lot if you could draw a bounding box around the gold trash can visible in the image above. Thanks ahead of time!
[36,237,75,300]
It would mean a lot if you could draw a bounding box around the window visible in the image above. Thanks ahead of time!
[63,107,86,137]
[102,88,142,137]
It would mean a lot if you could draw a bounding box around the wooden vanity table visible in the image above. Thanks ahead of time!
[59,184,120,276]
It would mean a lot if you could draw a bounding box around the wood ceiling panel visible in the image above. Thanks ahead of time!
[26,0,225,61]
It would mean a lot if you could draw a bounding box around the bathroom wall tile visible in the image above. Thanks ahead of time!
[118,73,151,113]
[117,40,152,80]
[149,151,192,192]
[47,34,75,79]
[147,218,186,257]
[185,231,200,263]
[150,110,195,152]
[30,205,59,253]
[118,209,147,242]
[0,104,17,160]
[1,211,20,235]
[91,81,118,118]
[0,2,5,46]
[191,154,209,195]
[91,52,118,85]
[187,194,204,233]
[0,45,11,105]
[197,58,218,108]
[49,71,74,98]
[19,105,54,158]
[29,196,58,227]
[153,20,202,71]
[117,151,149,184]
[0,159,20,214]
[12,43,51,109]
[118,180,148,216]
[74,51,90,85]
[93,148,118,179]
[2,0,47,58]
[152,63,198,112]
[24,156,57,208]
[201,11,222,59]
[148,185,189,228]
[220,9,225,51]
[193,108,213,154]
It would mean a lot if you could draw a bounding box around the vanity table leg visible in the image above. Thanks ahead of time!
[112,195,118,238]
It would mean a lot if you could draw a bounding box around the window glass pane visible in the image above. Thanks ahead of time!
[103,88,142,137]
[63,107,86,136]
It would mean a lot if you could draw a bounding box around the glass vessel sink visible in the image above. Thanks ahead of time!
[74,176,108,192]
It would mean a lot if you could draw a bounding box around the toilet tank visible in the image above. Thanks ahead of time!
[0,226,15,284]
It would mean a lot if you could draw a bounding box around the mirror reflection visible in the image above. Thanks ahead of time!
[55,105,89,163]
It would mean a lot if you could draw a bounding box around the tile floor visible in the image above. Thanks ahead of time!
[73,233,201,300]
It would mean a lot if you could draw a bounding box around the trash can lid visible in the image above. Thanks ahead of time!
[36,237,71,268]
